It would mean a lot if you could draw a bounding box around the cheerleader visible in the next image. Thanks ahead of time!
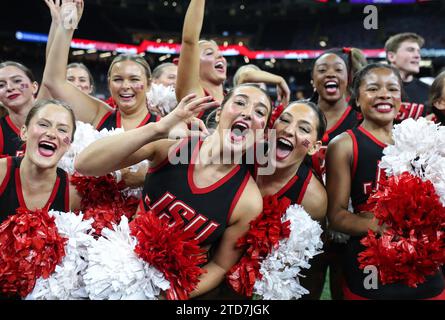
[75,84,272,298]
[176,0,226,121]
[42,0,155,187]
[42,0,158,132]
[0,99,81,223]
[310,48,366,178]
[0,61,47,157]
[152,62,178,88]
[306,48,366,300]
[428,70,445,125]
[66,63,95,96]
[255,101,328,299]
[326,63,445,299]
[257,101,326,221]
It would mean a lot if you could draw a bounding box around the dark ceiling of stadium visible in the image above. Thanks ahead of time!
[2,0,444,48]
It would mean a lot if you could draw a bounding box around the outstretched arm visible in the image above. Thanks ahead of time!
[238,69,291,107]
[44,0,61,59]
[42,0,112,125]
[176,0,206,101]
[37,0,62,101]
[75,94,217,176]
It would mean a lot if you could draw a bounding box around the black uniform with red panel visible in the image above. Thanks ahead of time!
[0,157,70,223]
[0,116,25,157]
[140,137,251,247]
[96,110,159,131]
[343,126,445,300]
[274,161,327,299]
[274,162,312,205]
[395,78,430,122]
[311,106,360,178]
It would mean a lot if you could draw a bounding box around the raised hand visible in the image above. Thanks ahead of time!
[44,0,62,25]
[158,93,219,139]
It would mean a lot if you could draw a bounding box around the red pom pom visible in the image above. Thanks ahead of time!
[0,208,66,297]
[130,211,207,300]
[71,173,139,236]
[359,172,445,287]
[227,195,291,297]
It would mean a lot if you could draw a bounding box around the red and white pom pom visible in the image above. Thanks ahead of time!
[358,172,445,288]
[0,209,66,298]
[25,211,95,300]
[227,196,323,300]
[130,211,207,300]
[254,204,323,300]
[84,216,170,300]
[227,196,291,297]
[380,118,445,205]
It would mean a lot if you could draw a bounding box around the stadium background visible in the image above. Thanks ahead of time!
[2,0,444,101]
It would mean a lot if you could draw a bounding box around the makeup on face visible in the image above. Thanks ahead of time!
[62,136,71,146]
[131,83,145,91]
[302,139,311,149]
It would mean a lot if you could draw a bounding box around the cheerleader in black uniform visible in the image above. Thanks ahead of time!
[257,101,327,221]
[0,99,81,223]
[0,62,49,157]
[326,63,445,299]
[305,48,366,300]
[42,0,158,132]
[176,0,227,121]
[256,101,328,299]
[42,0,156,186]
[75,84,272,298]
[310,48,366,177]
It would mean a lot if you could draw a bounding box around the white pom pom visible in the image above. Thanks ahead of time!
[83,216,169,300]
[254,204,323,300]
[58,121,102,174]
[380,117,445,205]
[147,83,178,115]
[25,211,95,300]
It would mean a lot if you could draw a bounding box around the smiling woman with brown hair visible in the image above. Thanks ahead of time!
[0,99,82,224]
